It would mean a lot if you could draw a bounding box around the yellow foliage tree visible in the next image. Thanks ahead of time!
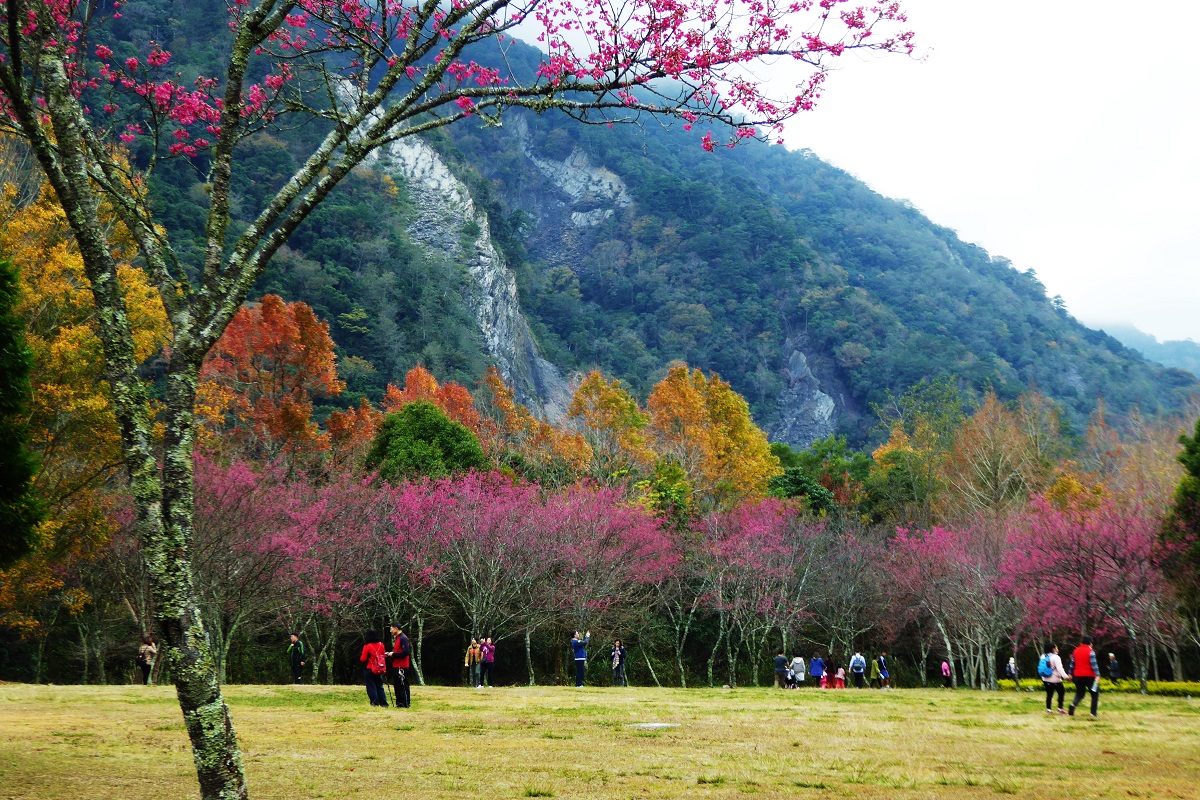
[568,370,654,484]
[646,364,779,507]
[479,367,591,484]
[0,183,168,637]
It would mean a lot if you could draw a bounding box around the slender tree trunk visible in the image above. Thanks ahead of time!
[1151,644,1160,683]
[706,614,726,687]
[525,627,535,687]
[642,646,661,688]
[413,614,426,687]
[79,624,90,685]
[936,619,957,689]
[918,637,929,688]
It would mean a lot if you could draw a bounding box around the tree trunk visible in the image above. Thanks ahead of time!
[79,624,90,685]
[413,614,426,687]
[642,646,661,688]
[1151,644,1160,683]
[918,637,929,688]
[525,627,535,687]
[706,613,726,688]
[936,619,957,689]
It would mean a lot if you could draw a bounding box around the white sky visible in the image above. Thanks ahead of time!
[781,0,1200,342]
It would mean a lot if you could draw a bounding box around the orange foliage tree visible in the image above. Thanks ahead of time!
[382,365,482,432]
[198,295,344,460]
[479,367,591,485]
[647,364,779,508]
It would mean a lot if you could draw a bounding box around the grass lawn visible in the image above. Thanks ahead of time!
[2,682,1198,799]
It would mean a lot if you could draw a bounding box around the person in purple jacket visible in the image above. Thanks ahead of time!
[481,637,496,688]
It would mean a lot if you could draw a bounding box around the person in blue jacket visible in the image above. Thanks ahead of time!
[809,652,826,685]
[571,630,591,687]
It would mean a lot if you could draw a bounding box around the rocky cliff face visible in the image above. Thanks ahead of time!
[367,135,571,419]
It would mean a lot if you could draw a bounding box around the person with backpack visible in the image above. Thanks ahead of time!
[136,634,157,686]
[464,638,483,688]
[571,630,591,687]
[480,637,496,688]
[1037,642,1070,714]
[1005,657,1021,690]
[286,633,306,684]
[611,640,627,686]
[849,651,867,689]
[359,630,388,707]
[1067,635,1100,718]
[385,623,411,708]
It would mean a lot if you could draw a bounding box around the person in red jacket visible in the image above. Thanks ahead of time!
[359,630,388,707]
[385,623,412,709]
[1067,635,1100,718]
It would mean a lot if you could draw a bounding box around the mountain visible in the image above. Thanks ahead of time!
[107,4,1198,447]
[1095,324,1200,378]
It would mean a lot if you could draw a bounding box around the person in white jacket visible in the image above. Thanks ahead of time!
[790,655,806,687]
[1039,642,1071,714]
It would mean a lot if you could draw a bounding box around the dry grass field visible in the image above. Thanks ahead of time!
[2,682,1198,799]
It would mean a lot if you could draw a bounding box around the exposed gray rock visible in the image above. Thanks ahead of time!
[770,348,837,450]
[368,135,570,420]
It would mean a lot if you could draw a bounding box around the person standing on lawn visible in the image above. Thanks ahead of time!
[571,631,591,687]
[481,637,496,688]
[941,660,952,688]
[809,653,825,686]
[359,630,388,707]
[611,640,627,686]
[1068,636,1100,718]
[869,655,882,689]
[385,623,411,708]
[464,638,483,688]
[1107,653,1121,683]
[878,651,892,689]
[136,634,157,686]
[1005,657,1020,690]
[1038,642,1069,714]
[849,651,867,688]
[286,633,306,684]
[790,654,806,687]
[773,649,789,688]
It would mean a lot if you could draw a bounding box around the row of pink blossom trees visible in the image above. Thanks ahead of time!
[114,458,1179,693]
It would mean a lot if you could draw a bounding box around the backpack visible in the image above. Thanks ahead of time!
[368,647,387,675]
[1037,654,1053,678]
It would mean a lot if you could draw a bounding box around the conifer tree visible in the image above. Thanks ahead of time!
[0,258,41,567]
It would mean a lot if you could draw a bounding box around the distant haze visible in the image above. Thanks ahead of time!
[781,0,1200,342]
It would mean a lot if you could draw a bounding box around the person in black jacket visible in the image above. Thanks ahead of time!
[1107,653,1121,683]
[385,623,412,708]
[287,633,307,684]
[611,640,627,686]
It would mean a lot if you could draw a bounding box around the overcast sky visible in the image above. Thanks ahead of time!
[780,0,1200,342]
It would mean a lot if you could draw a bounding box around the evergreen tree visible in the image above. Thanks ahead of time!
[365,401,487,482]
[0,258,42,567]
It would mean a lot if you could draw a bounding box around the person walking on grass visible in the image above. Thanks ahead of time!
[571,631,591,687]
[481,637,496,688]
[790,654,806,687]
[849,651,867,689]
[809,653,825,687]
[1107,653,1121,684]
[465,638,482,688]
[869,655,882,689]
[286,633,306,684]
[136,634,157,686]
[1006,657,1021,690]
[941,660,952,689]
[611,640,627,686]
[385,623,411,708]
[774,649,789,688]
[878,652,892,689]
[1037,642,1069,714]
[834,664,847,689]
[359,630,388,707]
[1068,635,1100,718]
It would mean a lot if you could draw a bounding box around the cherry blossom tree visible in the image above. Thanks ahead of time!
[1003,495,1173,693]
[0,2,913,793]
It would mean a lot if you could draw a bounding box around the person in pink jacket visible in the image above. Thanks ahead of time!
[1038,642,1071,714]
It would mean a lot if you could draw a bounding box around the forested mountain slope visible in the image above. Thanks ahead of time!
[106,3,1196,446]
